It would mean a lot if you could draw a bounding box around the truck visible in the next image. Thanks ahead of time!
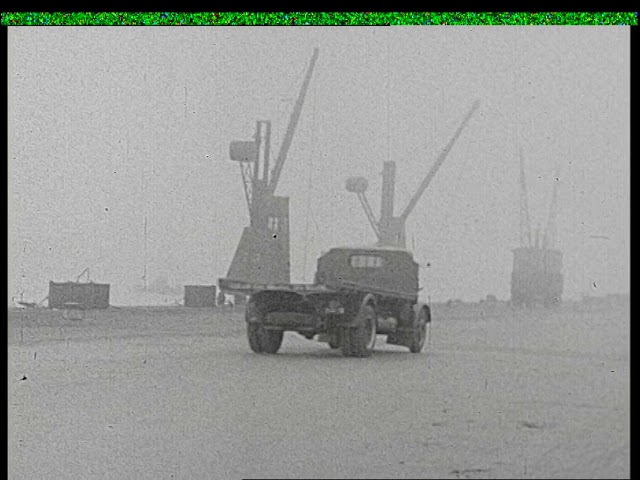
[219,246,431,357]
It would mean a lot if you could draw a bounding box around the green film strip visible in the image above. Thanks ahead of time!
[1,12,638,26]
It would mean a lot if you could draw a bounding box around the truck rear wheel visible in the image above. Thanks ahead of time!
[247,323,283,354]
[328,330,341,349]
[342,304,376,357]
[409,308,430,354]
[246,302,283,354]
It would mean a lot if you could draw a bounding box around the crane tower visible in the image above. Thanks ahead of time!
[221,48,319,293]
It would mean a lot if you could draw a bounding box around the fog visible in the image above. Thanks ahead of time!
[8,26,630,305]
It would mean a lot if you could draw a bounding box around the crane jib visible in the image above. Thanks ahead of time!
[399,100,480,221]
[268,48,320,195]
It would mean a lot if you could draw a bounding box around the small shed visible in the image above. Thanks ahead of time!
[48,281,110,310]
[184,285,217,308]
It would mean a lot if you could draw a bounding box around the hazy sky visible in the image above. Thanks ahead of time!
[8,26,630,305]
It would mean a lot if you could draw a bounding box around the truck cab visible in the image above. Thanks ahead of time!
[314,246,420,300]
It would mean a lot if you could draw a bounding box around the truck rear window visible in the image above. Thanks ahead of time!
[350,255,385,268]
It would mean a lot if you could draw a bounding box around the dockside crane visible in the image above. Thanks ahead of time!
[222,48,319,288]
[346,100,480,249]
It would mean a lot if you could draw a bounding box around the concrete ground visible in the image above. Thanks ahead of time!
[8,299,629,479]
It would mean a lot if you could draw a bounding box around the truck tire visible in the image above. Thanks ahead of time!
[247,323,283,354]
[328,330,341,349]
[246,302,283,354]
[342,304,376,357]
[409,307,430,354]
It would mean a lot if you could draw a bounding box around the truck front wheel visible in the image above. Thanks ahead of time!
[342,304,376,357]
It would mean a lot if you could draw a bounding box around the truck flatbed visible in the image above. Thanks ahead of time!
[219,277,418,301]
